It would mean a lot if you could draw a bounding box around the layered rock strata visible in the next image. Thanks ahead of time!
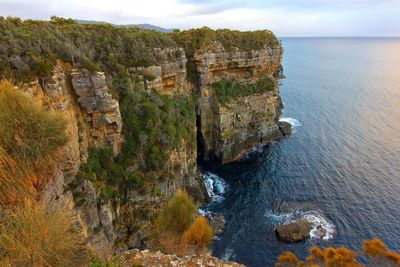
[195,41,285,163]
[18,37,286,258]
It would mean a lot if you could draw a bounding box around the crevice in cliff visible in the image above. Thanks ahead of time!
[195,111,205,163]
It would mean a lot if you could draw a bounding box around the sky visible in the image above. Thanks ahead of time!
[0,0,399,36]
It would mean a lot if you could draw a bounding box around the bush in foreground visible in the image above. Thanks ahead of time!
[151,189,213,255]
[0,80,68,206]
[0,200,88,267]
[275,238,400,267]
[181,216,213,254]
[0,80,68,164]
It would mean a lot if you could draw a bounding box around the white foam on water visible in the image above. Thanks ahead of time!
[265,209,335,240]
[221,248,235,262]
[203,172,227,203]
[302,211,335,240]
[279,117,302,133]
[240,143,268,160]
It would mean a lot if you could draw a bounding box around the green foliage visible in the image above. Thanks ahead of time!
[170,27,279,53]
[120,85,196,172]
[151,190,213,255]
[169,27,280,81]
[0,17,177,81]
[0,18,280,85]
[89,256,126,267]
[212,76,276,104]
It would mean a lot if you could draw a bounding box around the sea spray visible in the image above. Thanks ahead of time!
[279,117,302,132]
[265,209,335,240]
[203,171,227,203]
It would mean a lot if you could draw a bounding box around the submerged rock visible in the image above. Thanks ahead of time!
[275,219,312,242]
[278,121,292,136]
[209,214,225,236]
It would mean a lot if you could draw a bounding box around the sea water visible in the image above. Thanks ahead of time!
[200,38,400,267]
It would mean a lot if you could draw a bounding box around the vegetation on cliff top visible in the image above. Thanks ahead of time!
[0,16,280,82]
[212,76,276,104]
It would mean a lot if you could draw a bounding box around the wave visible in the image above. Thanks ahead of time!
[279,117,302,133]
[240,143,269,161]
[203,172,227,203]
[265,209,335,240]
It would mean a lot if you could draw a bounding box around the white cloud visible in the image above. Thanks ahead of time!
[0,0,399,36]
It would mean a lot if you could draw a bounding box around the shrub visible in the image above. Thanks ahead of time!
[0,148,34,206]
[212,76,276,104]
[0,80,68,164]
[89,256,126,267]
[181,216,213,254]
[0,200,88,267]
[154,189,197,235]
[275,251,300,267]
[0,80,68,206]
[151,189,198,253]
[364,238,400,266]
[275,239,400,267]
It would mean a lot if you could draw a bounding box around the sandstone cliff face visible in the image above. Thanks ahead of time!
[27,59,205,257]
[71,69,123,156]
[20,38,285,258]
[138,48,191,95]
[194,41,284,163]
[24,62,123,255]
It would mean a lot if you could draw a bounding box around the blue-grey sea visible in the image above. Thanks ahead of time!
[201,38,400,267]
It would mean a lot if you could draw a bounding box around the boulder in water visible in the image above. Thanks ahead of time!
[209,214,225,236]
[275,219,312,242]
[278,121,292,136]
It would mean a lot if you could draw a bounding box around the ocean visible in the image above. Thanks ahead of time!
[200,38,400,267]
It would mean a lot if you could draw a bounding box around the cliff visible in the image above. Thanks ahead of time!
[0,19,286,262]
[195,41,285,163]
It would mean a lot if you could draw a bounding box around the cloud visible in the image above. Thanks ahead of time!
[0,0,399,36]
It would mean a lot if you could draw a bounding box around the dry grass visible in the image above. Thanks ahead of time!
[0,148,35,206]
[0,80,68,164]
[0,199,89,267]
[0,80,68,206]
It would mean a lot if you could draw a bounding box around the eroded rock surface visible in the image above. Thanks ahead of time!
[275,219,312,242]
[71,69,123,155]
[195,41,285,163]
[121,249,245,267]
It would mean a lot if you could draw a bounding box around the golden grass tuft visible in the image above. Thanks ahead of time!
[0,80,68,163]
[0,199,89,267]
[0,80,68,206]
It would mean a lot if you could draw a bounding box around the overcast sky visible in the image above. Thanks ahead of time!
[0,0,399,36]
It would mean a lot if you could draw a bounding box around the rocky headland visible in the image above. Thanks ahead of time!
[0,19,290,265]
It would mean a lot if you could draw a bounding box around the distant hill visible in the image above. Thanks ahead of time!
[76,20,173,32]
